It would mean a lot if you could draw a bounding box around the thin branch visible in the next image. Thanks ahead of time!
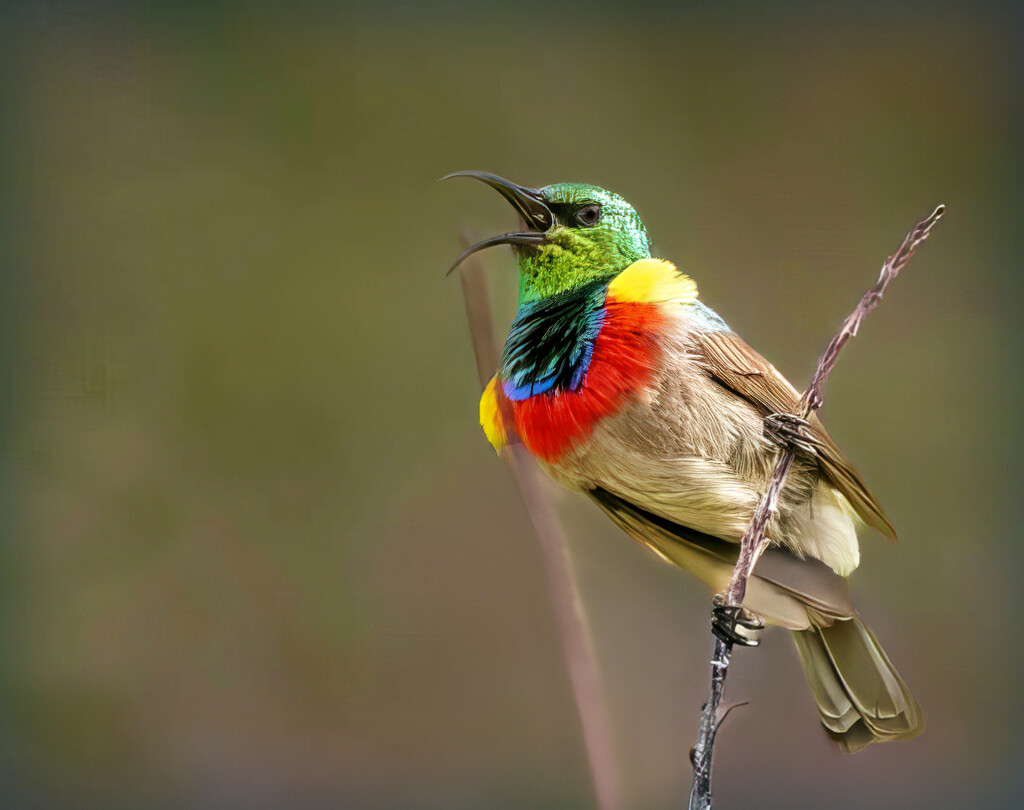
[458,242,624,810]
[689,205,945,810]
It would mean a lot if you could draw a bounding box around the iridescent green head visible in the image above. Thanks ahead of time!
[445,172,652,302]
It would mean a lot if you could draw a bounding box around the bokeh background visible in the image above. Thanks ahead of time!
[1,2,1022,808]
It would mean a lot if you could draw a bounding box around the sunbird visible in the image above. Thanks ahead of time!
[448,171,922,752]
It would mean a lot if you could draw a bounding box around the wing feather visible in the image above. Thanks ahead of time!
[589,487,856,628]
[690,329,896,541]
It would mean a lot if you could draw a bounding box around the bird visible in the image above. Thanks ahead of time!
[446,171,922,753]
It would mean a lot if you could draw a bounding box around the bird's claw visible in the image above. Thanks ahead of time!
[764,412,818,455]
[711,594,764,647]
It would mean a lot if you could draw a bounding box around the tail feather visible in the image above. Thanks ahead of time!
[793,616,922,753]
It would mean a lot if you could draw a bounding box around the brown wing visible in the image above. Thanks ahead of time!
[691,329,897,541]
[589,487,856,628]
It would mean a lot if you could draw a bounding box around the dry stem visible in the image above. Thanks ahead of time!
[458,244,623,810]
[689,205,945,810]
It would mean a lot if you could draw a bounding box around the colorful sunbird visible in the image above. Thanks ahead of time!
[448,171,922,752]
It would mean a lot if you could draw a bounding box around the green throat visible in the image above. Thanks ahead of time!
[517,182,652,303]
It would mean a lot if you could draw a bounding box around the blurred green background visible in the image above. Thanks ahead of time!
[1,2,1021,807]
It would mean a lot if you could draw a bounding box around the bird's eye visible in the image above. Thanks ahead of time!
[575,204,602,227]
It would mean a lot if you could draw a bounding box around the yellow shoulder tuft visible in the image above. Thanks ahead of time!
[479,376,508,453]
[606,259,698,304]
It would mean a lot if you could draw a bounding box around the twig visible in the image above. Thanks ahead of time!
[458,242,624,810]
[688,205,944,810]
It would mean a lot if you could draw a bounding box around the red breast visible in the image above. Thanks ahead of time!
[509,299,665,463]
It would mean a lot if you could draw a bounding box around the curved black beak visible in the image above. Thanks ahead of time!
[442,171,554,275]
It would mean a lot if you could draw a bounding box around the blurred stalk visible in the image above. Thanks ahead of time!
[458,242,623,810]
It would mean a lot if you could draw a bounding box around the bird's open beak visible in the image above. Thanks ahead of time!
[442,171,554,274]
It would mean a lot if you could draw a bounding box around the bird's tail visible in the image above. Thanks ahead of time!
[792,615,923,753]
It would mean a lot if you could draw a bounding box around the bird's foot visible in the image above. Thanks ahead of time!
[711,594,764,647]
[764,412,817,455]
